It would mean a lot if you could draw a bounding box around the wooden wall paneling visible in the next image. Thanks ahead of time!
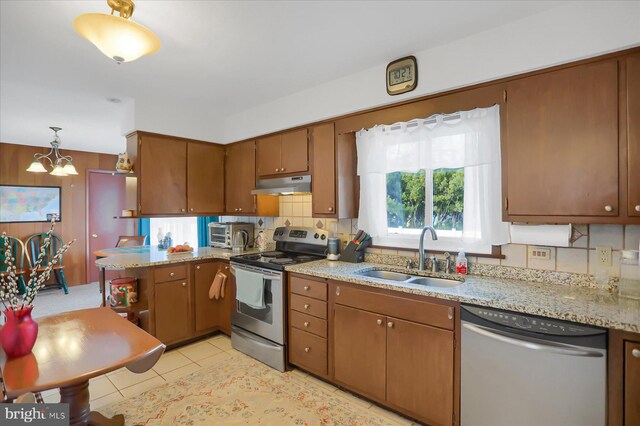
[0,142,117,286]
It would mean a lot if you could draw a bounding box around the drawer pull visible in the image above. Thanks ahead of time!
[304,304,310,310]
[635,205,640,212]
[196,265,201,270]
[170,272,175,277]
[604,205,613,212]
[303,285,310,291]
[181,282,187,287]
[448,307,453,320]
[304,321,310,327]
[633,349,640,358]
[304,347,310,353]
[377,319,383,326]
[387,321,394,329]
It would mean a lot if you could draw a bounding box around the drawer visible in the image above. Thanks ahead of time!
[290,294,327,319]
[331,281,454,330]
[290,310,327,338]
[289,327,327,375]
[290,275,327,301]
[154,265,188,283]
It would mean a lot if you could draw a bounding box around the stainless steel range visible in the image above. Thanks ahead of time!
[229,226,328,371]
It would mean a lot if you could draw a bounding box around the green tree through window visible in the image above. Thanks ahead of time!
[386,168,464,231]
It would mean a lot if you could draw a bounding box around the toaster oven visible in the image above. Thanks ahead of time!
[209,222,255,249]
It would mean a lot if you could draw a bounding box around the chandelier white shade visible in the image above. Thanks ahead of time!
[26,127,78,177]
[73,0,160,63]
[26,160,48,173]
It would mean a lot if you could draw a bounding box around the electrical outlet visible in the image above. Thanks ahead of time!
[596,246,612,267]
[528,246,551,261]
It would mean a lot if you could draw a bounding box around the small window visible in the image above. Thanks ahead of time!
[149,217,198,246]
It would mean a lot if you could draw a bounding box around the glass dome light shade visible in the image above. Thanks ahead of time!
[63,162,79,175]
[73,13,160,63]
[50,164,68,177]
[26,160,48,173]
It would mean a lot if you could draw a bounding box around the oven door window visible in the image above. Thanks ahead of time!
[237,280,273,324]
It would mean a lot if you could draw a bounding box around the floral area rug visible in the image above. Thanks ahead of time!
[99,354,402,425]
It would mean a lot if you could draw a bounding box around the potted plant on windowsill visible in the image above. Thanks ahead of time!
[0,220,75,358]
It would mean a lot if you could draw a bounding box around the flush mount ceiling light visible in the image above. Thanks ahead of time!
[26,127,78,176]
[73,0,161,64]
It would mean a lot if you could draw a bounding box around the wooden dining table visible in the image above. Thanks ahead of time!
[1,307,165,425]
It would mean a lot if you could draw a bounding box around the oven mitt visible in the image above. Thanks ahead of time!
[209,271,227,300]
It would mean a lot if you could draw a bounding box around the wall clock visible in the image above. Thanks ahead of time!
[386,56,418,96]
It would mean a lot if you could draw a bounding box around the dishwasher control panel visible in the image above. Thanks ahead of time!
[463,305,604,337]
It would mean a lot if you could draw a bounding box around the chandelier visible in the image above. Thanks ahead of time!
[73,0,161,64]
[26,127,78,176]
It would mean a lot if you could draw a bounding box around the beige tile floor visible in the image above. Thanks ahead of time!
[42,334,416,425]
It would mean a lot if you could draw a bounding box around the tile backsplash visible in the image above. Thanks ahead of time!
[221,195,640,280]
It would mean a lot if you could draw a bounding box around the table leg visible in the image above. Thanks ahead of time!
[100,268,106,307]
[59,380,124,426]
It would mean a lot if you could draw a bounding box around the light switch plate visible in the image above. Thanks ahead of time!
[596,246,612,267]
[528,246,551,261]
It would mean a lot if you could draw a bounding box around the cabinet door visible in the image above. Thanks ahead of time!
[194,262,221,332]
[139,135,187,215]
[155,279,190,344]
[625,341,640,425]
[506,60,619,217]
[628,54,640,217]
[187,142,225,214]
[225,141,256,214]
[311,123,336,216]
[386,317,454,426]
[333,304,386,401]
[256,135,282,177]
[280,129,308,174]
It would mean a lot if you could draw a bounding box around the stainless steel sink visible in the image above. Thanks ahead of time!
[358,270,414,281]
[357,269,463,287]
[407,276,463,288]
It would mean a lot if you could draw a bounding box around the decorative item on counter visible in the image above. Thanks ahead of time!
[456,250,468,275]
[167,244,193,254]
[109,277,138,307]
[0,218,75,358]
[157,228,164,248]
[158,231,173,250]
[115,152,132,173]
[121,209,134,217]
[327,237,341,261]
[340,230,371,263]
[256,231,267,252]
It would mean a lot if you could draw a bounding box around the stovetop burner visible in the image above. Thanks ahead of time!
[231,250,324,271]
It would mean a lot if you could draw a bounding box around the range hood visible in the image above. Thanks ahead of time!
[251,175,311,195]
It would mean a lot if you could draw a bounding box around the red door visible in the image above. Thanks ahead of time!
[87,171,135,283]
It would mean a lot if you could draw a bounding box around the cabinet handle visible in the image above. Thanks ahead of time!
[633,349,640,358]
[225,266,229,270]
[304,347,310,353]
[604,205,613,212]
[196,265,200,270]
[635,205,640,212]
[281,168,286,172]
[304,321,310,327]
[189,208,194,212]
[387,321,394,329]
[181,282,187,287]
[304,304,310,310]
[335,286,340,296]
[376,319,383,326]
[234,208,239,212]
[238,208,243,212]
[328,207,333,212]
[181,208,185,212]
[275,168,280,172]
[303,285,310,291]
[170,272,175,277]
[448,307,454,320]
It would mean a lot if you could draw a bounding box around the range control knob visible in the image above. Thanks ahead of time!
[516,317,531,329]
[314,233,319,239]
[320,234,326,240]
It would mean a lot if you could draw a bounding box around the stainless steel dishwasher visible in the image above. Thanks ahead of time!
[461,304,607,426]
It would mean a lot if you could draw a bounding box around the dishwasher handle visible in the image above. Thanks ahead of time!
[463,323,604,358]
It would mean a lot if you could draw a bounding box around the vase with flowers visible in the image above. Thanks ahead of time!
[0,219,75,358]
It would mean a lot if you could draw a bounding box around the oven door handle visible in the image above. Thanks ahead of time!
[462,323,604,358]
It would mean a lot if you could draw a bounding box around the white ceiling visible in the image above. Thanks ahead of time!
[0,1,567,154]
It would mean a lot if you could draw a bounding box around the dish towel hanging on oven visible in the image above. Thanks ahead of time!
[235,268,266,309]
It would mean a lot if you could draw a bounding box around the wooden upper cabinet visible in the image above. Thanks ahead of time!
[187,142,225,215]
[505,60,619,218]
[386,317,454,426]
[256,129,308,178]
[225,141,256,214]
[139,134,187,215]
[627,54,640,217]
[311,123,336,216]
[333,304,387,401]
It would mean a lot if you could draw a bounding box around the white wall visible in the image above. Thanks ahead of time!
[223,1,640,142]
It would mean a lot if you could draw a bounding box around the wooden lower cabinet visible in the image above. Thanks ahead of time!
[154,279,190,344]
[625,341,640,424]
[333,304,387,401]
[387,317,454,426]
[194,261,231,333]
[608,330,640,426]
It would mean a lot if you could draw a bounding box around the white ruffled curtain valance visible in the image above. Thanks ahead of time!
[356,105,509,252]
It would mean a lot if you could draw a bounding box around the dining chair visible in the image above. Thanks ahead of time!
[24,233,68,294]
[116,235,147,248]
[0,235,28,294]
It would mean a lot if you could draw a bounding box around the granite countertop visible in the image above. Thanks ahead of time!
[285,260,640,333]
[95,245,260,269]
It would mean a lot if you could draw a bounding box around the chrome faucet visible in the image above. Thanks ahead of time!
[418,226,438,271]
